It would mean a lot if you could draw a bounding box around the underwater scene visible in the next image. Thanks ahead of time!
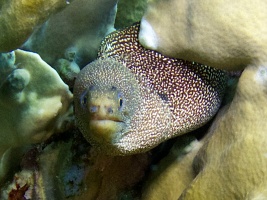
[1,0,267,199]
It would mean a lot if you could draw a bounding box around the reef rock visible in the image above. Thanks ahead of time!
[0,0,71,52]
[139,0,267,71]
[179,63,267,199]
[11,133,150,199]
[0,50,73,184]
[23,0,118,67]
[72,152,151,200]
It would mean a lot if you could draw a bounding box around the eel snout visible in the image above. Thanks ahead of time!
[79,84,127,144]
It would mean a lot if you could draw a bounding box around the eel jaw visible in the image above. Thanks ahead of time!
[87,116,125,145]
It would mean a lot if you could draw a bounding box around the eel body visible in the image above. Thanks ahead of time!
[74,23,227,155]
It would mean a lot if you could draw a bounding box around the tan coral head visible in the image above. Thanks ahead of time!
[138,0,267,71]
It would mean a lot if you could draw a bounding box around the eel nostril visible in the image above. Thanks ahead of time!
[107,107,113,114]
[89,105,98,113]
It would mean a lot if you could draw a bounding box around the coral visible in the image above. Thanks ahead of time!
[22,0,118,67]
[13,131,150,199]
[54,58,80,89]
[0,50,73,184]
[0,51,16,84]
[1,170,33,200]
[38,140,73,199]
[139,0,267,71]
[0,0,72,52]
[179,63,267,199]
[115,0,147,29]
[71,151,151,200]
[142,136,202,200]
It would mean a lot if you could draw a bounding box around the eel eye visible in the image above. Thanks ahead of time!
[88,85,95,91]
[80,90,88,108]
[111,86,117,91]
[118,92,123,110]
[119,98,123,107]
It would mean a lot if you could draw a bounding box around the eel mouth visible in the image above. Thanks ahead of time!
[88,115,125,134]
[89,119,124,127]
[87,116,125,145]
[90,115,124,123]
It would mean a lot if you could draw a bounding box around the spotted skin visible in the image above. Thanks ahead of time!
[74,23,227,155]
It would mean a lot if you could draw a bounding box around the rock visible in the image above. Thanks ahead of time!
[16,132,151,199]
[139,0,267,71]
[73,151,151,200]
[179,63,267,199]
[1,170,34,199]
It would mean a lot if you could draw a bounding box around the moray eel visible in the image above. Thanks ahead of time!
[74,23,228,155]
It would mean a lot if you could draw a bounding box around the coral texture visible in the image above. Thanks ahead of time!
[115,0,147,29]
[0,50,73,183]
[9,133,150,199]
[139,0,267,71]
[0,0,71,52]
[23,0,118,67]
[179,63,267,199]
[142,136,202,200]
